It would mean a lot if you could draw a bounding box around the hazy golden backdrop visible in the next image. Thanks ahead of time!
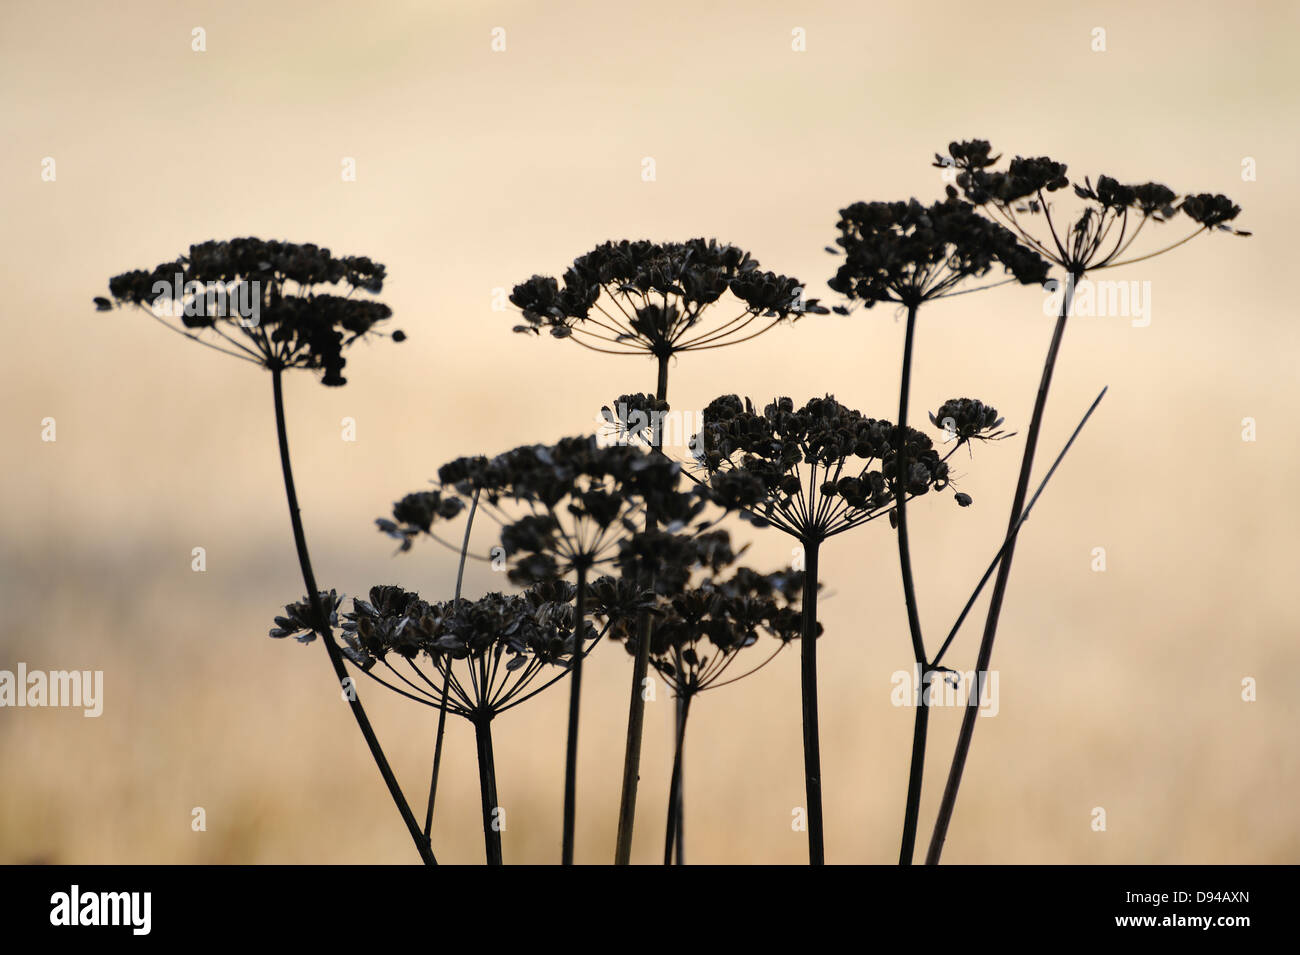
[1,0,1296,864]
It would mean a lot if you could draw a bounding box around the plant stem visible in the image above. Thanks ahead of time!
[614,351,671,864]
[473,713,503,865]
[425,488,480,840]
[270,367,435,866]
[663,690,692,865]
[930,387,1108,670]
[673,687,686,864]
[894,302,930,865]
[561,563,588,864]
[898,667,930,864]
[423,702,449,840]
[655,351,670,401]
[924,276,1078,865]
[801,536,824,864]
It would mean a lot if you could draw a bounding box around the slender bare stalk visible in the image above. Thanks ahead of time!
[561,563,589,864]
[801,536,824,864]
[898,667,932,864]
[673,687,686,864]
[271,366,435,866]
[664,647,687,865]
[473,712,503,865]
[614,351,670,864]
[662,691,692,865]
[925,275,1079,865]
[893,302,930,865]
[930,386,1108,672]
[424,489,480,840]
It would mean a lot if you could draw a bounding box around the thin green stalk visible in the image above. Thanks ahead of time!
[925,275,1079,865]
[271,367,435,866]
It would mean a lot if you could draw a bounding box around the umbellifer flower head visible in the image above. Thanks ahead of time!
[94,238,404,386]
[379,434,721,584]
[287,583,605,720]
[509,238,828,360]
[692,394,972,538]
[929,398,1011,444]
[828,197,1050,310]
[934,139,1249,274]
[599,393,672,448]
[269,589,344,644]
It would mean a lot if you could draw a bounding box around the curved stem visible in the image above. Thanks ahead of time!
[561,563,588,864]
[925,275,1078,865]
[663,691,692,865]
[271,367,435,866]
[894,302,929,865]
[800,536,824,864]
[894,304,927,662]
[614,352,670,864]
[473,713,503,865]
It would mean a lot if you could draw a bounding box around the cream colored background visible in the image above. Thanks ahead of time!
[1,0,1296,863]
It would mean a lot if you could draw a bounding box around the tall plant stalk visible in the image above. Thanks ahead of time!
[614,352,669,864]
[472,712,503,865]
[893,302,931,865]
[510,245,823,865]
[271,366,436,866]
[424,489,480,841]
[662,690,692,865]
[925,276,1078,864]
[561,563,589,864]
[672,676,686,864]
[800,536,824,864]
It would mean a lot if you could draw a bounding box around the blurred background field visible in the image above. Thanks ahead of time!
[1,0,1297,863]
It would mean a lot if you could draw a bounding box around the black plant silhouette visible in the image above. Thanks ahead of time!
[331,582,597,864]
[593,550,810,864]
[511,238,828,397]
[379,434,719,863]
[95,239,432,864]
[89,142,1232,870]
[94,237,402,386]
[827,196,1049,310]
[510,239,826,864]
[827,199,1040,863]
[920,140,1247,864]
[692,394,973,863]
